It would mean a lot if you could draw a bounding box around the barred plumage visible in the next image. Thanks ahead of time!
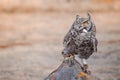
[62,13,98,59]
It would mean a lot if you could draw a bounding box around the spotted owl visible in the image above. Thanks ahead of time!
[62,13,98,59]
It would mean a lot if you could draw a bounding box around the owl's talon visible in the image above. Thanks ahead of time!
[62,49,71,58]
[82,64,91,75]
[84,69,91,75]
[83,64,88,70]
[62,53,70,58]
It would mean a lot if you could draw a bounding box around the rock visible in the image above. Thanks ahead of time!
[44,57,90,80]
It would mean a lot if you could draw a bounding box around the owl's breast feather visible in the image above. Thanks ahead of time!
[73,33,92,46]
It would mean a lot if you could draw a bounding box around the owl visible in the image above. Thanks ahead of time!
[62,13,98,67]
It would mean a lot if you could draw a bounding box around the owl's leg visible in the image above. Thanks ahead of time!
[74,55,91,74]
[81,58,88,69]
[81,58,91,74]
[74,55,88,67]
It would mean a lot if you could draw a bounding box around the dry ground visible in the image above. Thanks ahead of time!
[0,0,120,80]
[0,11,119,80]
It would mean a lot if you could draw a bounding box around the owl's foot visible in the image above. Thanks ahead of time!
[62,53,70,58]
[62,49,71,58]
[63,54,74,67]
[84,69,91,75]
[63,54,74,60]
[83,64,88,70]
[82,64,91,75]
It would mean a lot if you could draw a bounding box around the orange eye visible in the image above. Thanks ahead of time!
[83,22,88,27]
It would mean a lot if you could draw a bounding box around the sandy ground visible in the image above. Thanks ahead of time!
[0,11,119,80]
[0,0,120,80]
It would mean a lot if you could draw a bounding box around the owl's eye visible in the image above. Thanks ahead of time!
[83,22,88,27]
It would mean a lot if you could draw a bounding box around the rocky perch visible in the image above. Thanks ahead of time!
[44,56,90,80]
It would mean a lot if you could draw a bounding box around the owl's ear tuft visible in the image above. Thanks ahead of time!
[87,12,91,20]
[76,15,80,21]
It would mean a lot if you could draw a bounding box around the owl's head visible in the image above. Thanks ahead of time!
[73,13,93,32]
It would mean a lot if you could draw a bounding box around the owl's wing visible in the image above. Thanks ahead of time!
[91,23,97,52]
[92,37,98,52]
[63,22,75,47]
[63,31,72,47]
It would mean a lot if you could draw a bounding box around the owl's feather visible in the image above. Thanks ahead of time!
[62,14,98,59]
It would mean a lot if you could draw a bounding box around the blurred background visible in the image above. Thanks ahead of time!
[0,0,120,80]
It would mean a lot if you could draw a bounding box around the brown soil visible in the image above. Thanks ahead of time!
[0,0,120,80]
